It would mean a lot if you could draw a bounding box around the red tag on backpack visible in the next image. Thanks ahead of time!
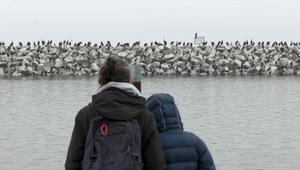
[100,124,108,136]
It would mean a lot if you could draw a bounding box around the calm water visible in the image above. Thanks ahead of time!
[0,76,300,170]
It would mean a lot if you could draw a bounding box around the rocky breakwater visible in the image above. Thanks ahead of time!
[0,41,300,77]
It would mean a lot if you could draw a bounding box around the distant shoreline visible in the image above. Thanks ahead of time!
[0,41,299,77]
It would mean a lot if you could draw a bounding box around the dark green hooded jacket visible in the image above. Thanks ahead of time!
[65,87,165,170]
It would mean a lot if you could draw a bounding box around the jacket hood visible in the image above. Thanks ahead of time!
[91,87,146,120]
[146,93,183,133]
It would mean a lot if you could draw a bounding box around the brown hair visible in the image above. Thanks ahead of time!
[98,55,131,85]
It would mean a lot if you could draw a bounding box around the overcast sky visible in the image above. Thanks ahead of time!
[0,0,299,43]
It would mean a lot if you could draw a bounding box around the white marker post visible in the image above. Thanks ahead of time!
[194,33,205,46]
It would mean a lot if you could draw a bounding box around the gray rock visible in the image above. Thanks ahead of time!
[164,54,175,60]
[233,59,242,68]
[64,56,73,63]
[0,54,8,61]
[12,71,22,77]
[161,63,169,70]
[238,55,246,61]
[15,56,31,61]
[243,61,250,69]
[270,66,278,75]
[0,68,4,75]
[19,65,26,72]
[255,65,262,72]
[55,58,63,68]
[91,63,99,72]
[61,69,74,76]
[273,54,280,61]
[22,59,30,65]
[118,51,128,58]
[0,62,7,67]
[0,47,5,54]
[26,66,33,73]
[199,72,208,76]
[277,58,290,68]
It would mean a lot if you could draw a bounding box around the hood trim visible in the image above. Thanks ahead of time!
[96,82,141,96]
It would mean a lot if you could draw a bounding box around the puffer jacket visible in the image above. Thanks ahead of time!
[146,93,216,170]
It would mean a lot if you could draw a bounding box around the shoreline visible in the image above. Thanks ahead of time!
[0,41,300,77]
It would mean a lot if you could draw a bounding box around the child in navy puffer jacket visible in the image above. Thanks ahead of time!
[146,93,216,170]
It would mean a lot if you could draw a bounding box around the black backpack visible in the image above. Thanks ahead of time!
[82,116,143,170]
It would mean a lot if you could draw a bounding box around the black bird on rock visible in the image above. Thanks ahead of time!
[106,41,111,47]
[7,42,13,50]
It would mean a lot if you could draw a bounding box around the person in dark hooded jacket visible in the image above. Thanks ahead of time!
[65,56,165,170]
[146,93,216,170]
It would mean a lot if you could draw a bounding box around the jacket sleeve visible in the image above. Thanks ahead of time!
[196,137,216,170]
[65,115,86,170]
[142,113,166,170]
